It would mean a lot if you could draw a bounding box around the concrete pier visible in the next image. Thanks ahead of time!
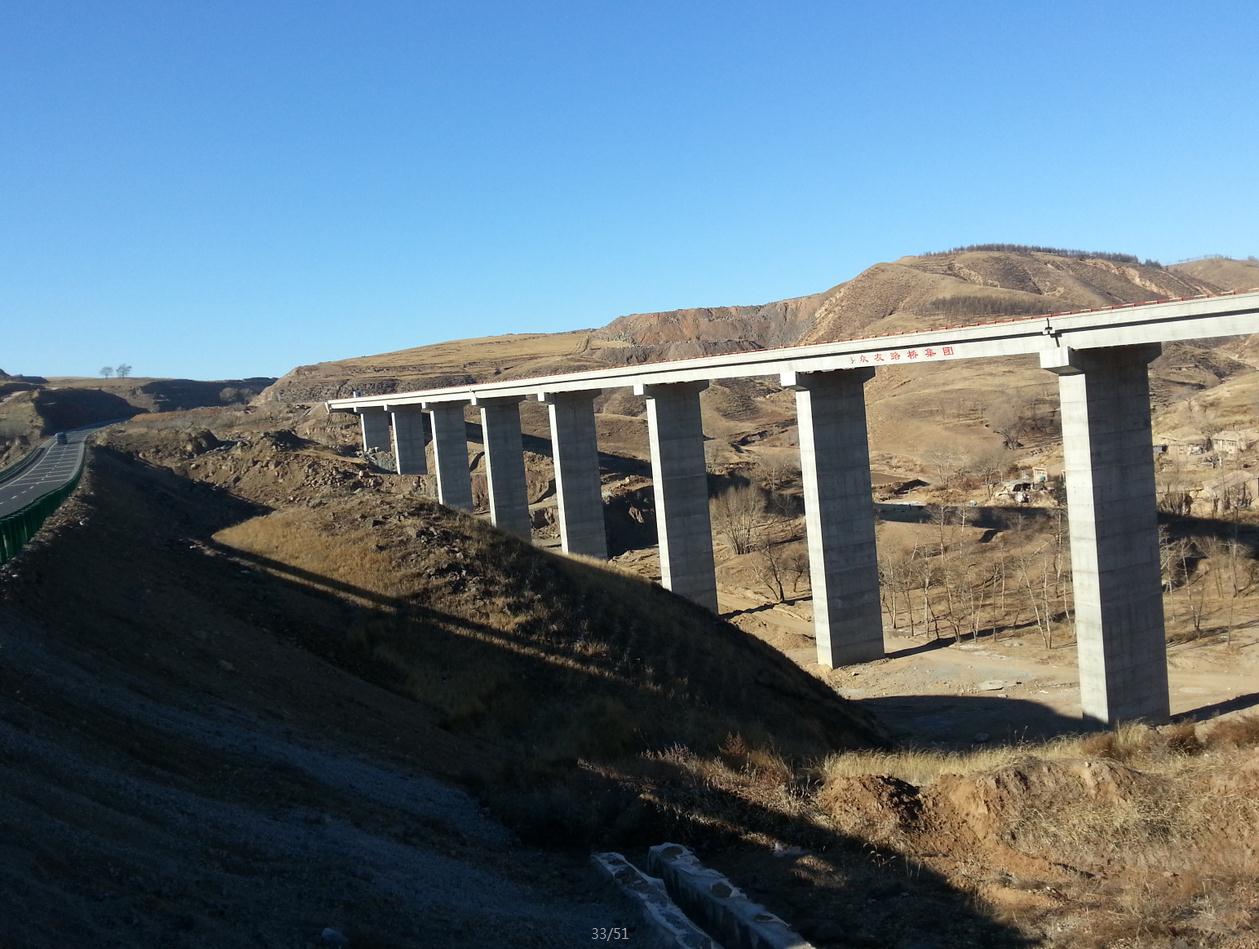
[540,391,607,559]
[1042,343,1170,724]
[326,292,1259,725]
[357,408,392,457]
[783,368,884,666]
[425,402,474,512]
[389,407,429,475]
[476,396,532,539]
[636,381,718,611]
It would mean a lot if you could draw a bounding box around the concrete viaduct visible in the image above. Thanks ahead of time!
[329,290,1259,726]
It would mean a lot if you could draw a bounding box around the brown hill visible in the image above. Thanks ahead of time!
[257,250,1257,496]
[0,375,275,466]
[264,248,1247,404]
[799,250,1213,344]
[595,250,1218,354]
[1171,255,1259,292]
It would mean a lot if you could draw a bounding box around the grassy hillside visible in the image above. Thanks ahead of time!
[27,423,881,809]
[1172,256,1259,292]
[263,248,1248,404]
[6,407,1257,946]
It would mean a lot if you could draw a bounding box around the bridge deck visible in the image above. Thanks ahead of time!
[327,289,1259,410]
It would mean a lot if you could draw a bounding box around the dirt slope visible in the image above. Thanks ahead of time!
[0,425,895,945]
[0,453,633,947]
[9,402,1256,946]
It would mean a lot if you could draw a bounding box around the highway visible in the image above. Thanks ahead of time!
[0,430,90,519]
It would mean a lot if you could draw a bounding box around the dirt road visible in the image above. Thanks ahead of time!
[718,584,1259,747]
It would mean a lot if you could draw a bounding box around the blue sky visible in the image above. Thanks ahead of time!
[3,1,1256,380]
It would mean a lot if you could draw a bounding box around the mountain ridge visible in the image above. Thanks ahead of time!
[261,249,1258,403]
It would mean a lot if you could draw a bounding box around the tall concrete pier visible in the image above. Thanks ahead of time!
[784,368,884,666]
[390,407,429,475]
[425,402,474,512]
[329,290,1259,725]
[357,407,391,457]
[476,396,532,539]
[636,381,718,611]
[1042,343,1170,723]
[541,391,607,558]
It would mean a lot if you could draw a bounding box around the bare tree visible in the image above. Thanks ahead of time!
[99,366,114,378]
[1190,402,1221,443]
[710,485,764,555]
[911,546,941,639]
[754,454,800,517]
[115,363,132,378]
[879,547,918,637]
[926,448,966,496]
[1198,534,1229,600]
[988,400,1029,450]
[878,555,899,632]
[1016,546,1054,649]
[754,538,788,602]
[785,548,809,595]
[1156,458,1193,515]
[1024,392,1061,437]
[968,446,1010,499]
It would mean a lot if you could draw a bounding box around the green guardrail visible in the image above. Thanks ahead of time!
[0,465,84,565]
[0,440,49,485]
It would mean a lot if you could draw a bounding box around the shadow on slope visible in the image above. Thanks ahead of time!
[0,452,637,947]
[0,447,1035,947]
[32,387,146,432]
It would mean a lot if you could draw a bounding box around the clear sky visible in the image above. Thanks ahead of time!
[3,1,1256,380]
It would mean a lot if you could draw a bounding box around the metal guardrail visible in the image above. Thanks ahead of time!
[0,446,85,566]
[0,439,50,485]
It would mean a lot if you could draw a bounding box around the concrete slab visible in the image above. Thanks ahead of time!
[592,852,719,949]
[647,844,813,949]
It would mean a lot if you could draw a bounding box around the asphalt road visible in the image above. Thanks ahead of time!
[0,430,90,519]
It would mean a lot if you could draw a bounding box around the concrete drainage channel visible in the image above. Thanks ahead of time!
[593,845,814,949]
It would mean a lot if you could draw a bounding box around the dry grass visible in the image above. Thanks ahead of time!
[818,718,1259,946]
[90,413,1259,945]
[821,734,1088,786]
[212,494,880,847]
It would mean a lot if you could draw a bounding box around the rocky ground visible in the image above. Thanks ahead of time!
[5,249,1259,946]
[1,448,648,948]
[5,405,1254,946]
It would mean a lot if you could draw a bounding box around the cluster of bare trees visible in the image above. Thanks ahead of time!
[920,244,1148,265]
[709,458,808,602]
[1161,527,1258,642]
[878,506,1073,649]
[986,390,1059,450]
[709,432,1256,651]
[99,364,132,378]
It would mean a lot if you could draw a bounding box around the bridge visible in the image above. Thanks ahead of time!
[328,290,1259,726]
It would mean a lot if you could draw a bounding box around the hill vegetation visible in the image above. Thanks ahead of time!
[5,405,1257,945]
[920,243,1162,266]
